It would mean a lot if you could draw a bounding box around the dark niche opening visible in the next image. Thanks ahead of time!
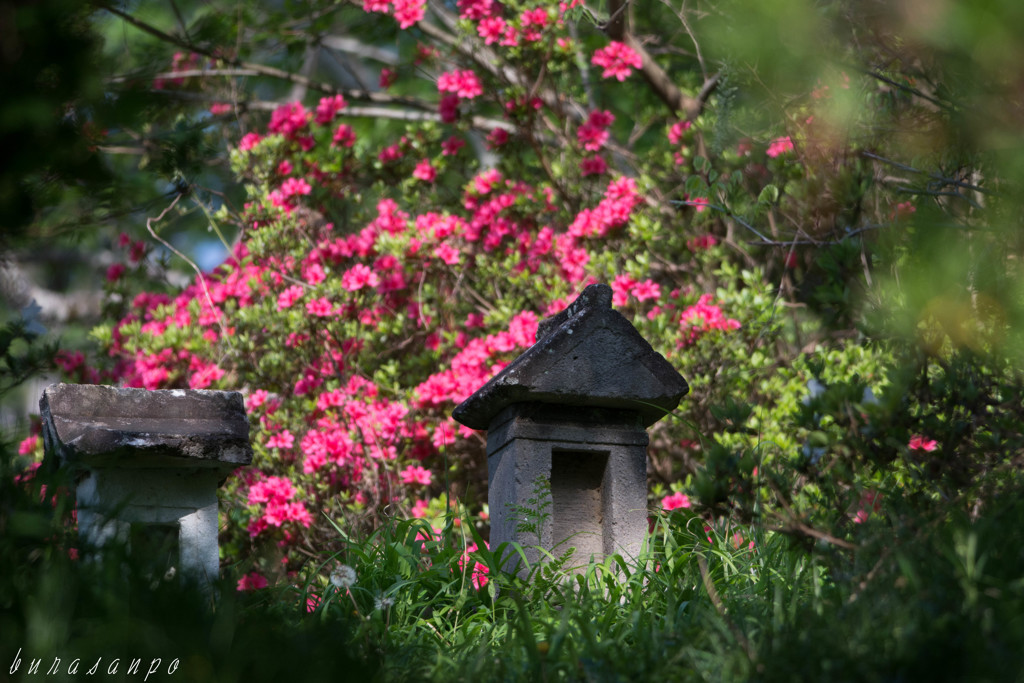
[550,449,609,564]
[130,522,179,583]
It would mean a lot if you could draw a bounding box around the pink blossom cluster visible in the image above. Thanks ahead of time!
[908,435,937,451]
[567,176,641,240]
[459,541,490,590]
[852,491,882,524]
[247,475,313,537]
[237,572,269,591]
[678,294,741,346]
[362,0,425,28]
[314,94,348,124]
[415,311,539,408]
[153,51,203,89]
[611,275,661,307]
[577,110,614,152]
[437,70,483,100]
[269,177,312,213]
[474,6,549,46]
[661,491,691,511]
[591,41,643,81]
[766,136,794,158]
[269,102,311,139]
[401,465,432,486]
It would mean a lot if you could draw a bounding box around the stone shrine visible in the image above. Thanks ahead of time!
[40,383,252,589]
[453,283,689,573]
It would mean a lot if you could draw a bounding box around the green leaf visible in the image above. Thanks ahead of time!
[758,184,780,204]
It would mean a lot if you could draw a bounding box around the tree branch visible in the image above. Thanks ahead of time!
[98,3,434,113]
[604,0,717,119]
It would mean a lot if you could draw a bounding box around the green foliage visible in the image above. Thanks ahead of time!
[0,314,57,398]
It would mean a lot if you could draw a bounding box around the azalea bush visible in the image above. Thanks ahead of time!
[73,0,828,580]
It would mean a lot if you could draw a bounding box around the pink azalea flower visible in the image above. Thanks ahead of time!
[611,274,637,306]
[437,70,483,100]
[908,435,938,451]
[892,201,916,220]
[688,234,718,251]
[592,41,642,81]
[439,93,460,123]
[277,285,305,311]
[392,0,425,28]
[766,136,794,158]
[411,499,430,518]
[238,132,262,151]
[433,243,461,265]
[106,263,126,282]
[520,7,547,41]
[246,389,270,409]
[662,491,691,511]
[578,124,610,152]
[314,94,347,125]
[678,294,741,346]
[688,196,709,213]
[189,361,225,389]
[668,120,691,145]
[478,16,506,44]
[341,264,380,292]
[486,128,509,148]
[248,475,296,506]
[332,124,356,147]
[459,541,490,589]
[378,143,404,163]
[457,0,493,20]
[237,572,268,591]
[280,177,312,198]
[580,155,607,176]
[266,430,294,450]
[632,279,661,302]
[268,102,310,137]
[306,297,335,317]
[413,159,437,183]
[18,435,39,455]
[400,465,432,486]
[442,136,465,156]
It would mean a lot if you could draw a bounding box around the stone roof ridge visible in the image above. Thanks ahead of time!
[535,283,613,340]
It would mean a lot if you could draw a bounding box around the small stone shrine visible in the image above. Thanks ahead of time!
[453,283,689,572]
[40,383,252,588]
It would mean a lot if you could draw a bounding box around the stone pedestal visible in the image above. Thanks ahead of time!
[40,383,252,588]
[453,284,689,574]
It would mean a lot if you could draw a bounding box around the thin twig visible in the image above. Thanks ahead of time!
[864,69,948,110]
[679,202,774,243]
[861,151,994,196]
[144,192,234,352]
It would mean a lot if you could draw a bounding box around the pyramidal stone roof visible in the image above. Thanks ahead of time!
[452,284,689,429]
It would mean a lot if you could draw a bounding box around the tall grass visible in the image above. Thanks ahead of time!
[5,443,1024,682]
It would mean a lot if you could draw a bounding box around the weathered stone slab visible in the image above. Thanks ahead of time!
[41,383,252,471]
[453,283,689,429]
